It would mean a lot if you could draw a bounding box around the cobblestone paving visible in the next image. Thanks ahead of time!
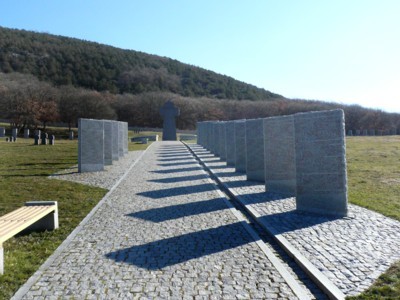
[16,142,301,299]
[190,144,400,296]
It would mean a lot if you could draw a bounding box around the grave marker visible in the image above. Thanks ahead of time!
[264,115,296,195]
[294,109,348,217]
[234,120,246,172]
[160,100,180,141]
[225,121,236,166]
[245,119,265,182]
[78,118,104,173]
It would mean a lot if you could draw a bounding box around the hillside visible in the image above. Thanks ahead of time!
[0,26,399,132]
[0,26,282,101]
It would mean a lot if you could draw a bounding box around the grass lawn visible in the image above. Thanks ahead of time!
[347,136,400,221]
[0,138,107,299]
[346,136,400,299]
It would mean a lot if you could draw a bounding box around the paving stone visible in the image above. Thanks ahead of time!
[15,141,299,299]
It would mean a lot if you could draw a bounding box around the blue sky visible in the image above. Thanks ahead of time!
[1,1,400,113]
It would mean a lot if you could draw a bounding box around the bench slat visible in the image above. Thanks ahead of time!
[0,206,56,244]
[0,206,53,222]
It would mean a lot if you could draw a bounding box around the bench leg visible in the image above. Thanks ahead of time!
[0,245,3,275]
[25,201,59,231]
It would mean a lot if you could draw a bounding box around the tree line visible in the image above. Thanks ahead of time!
[0,26,281,101]
[1,72,399,134]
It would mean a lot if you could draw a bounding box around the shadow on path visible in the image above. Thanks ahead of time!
[127,198,228,222]
[259,210,341,234]
[158,157,193,162]
[151,166,202,174]
[158,161,196,167]
[137,183,215,199]
[149,174,207,184]
[105,222,253,270]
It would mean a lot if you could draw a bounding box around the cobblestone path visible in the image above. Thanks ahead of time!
[188,144,400,297]
[14,142,307,299]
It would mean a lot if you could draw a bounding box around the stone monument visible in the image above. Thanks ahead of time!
[225,121,236,166]
[103,121,113,165]
[245,119,265,182]
[78,118,104,173]
[219,122,227,161]
[12,128,18,139]
[41,132,48,145]
[234,120,246,172]
[264,115,296,196]
[294,109,348,217]
[24,129,30,138]
[49,135,55,145]
[160,100,179,141]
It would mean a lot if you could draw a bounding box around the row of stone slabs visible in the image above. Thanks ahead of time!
[78,118,128,173]
[0,128,75,140]
[197,109,348,217]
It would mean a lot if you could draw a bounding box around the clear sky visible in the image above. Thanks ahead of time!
[1,0,400,113]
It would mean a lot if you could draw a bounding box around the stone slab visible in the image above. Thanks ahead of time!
[111,121,119,161]
[245,119,265,182]
[264,115,296,196]
[78,118,105,173]
[234,120,246,172]
[294,109,348,217]
[103,120,113,165]
[219,122,227,161]
[160,100,179,141]
[225,121,236,166]
[118,122,124,157]
[212,122,220,156]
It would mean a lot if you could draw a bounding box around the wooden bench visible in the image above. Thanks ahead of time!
[0,201,58,274]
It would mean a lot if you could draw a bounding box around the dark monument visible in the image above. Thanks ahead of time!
[160,100,180,141]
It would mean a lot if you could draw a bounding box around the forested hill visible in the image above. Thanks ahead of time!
[0,26,282,101]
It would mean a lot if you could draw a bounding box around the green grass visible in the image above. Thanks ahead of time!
[346,136,400,299]
[347,136,400,221]
[128,130,162,151]
[0,139,107,299]
[347,261,400,299]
